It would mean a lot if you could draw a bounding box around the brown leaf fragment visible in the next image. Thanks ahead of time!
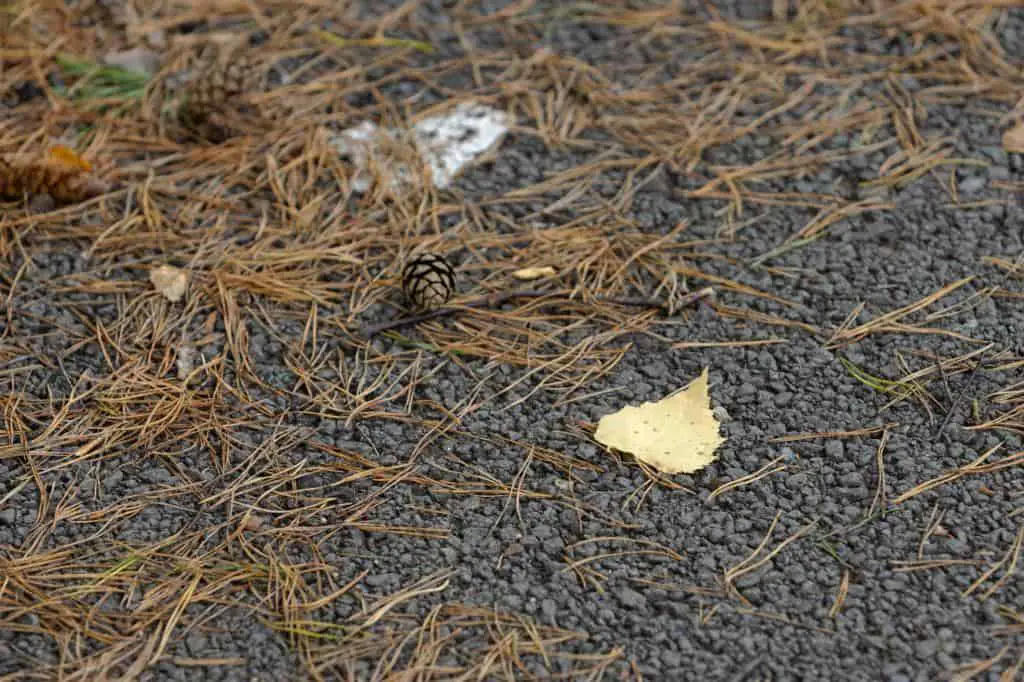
[1003,122,1024,154]
[151,265,189,303]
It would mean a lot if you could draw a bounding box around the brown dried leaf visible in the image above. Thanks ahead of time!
[1003,122,1024,154]
[150,265,189,302]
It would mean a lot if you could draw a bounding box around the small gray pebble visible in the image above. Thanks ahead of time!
[825,440,845,458]
[959,175,986,193]
[617,588,647,609]
[915,638,938,659]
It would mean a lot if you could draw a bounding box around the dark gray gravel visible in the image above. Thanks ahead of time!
[3,1,1024,681]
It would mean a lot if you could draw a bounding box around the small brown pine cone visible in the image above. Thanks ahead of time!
[402,254,457,311]
[0,157,110,204]
[182,53,265,120]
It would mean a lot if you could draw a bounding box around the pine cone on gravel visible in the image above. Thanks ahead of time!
[184,54,264,116]
[0,154,111,204]
[179,52,267,140]
[402,253,457,311]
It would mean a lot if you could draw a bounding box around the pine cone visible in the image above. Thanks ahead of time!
[181,53,265,121]
[0,156,110,204]
[402,253,457,311]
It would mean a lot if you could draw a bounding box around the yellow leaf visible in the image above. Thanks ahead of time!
[48,145,93,172]
[511,266,556,280]
[150,265,188,303]
[1004,122,1024,154]
[594,367,725,474]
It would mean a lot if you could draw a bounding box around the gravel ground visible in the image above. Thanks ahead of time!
[3,1,1024,681]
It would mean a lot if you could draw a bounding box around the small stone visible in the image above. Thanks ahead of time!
[736,572,761,588]
[915,638,938,659]
[988,165,1009,181]
[185,633,207,654]
[705,527,725,543]
[366,573,396,588]
[617,587,647,609]
[958,175,986,193]
[947,538,971,556]
[839,471,863,486]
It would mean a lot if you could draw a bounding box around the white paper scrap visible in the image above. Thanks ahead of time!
[331,102,512,193]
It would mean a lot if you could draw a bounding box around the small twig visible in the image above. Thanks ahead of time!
[0,354,38,370]
[360,287,715,339]
[867,426,891,520]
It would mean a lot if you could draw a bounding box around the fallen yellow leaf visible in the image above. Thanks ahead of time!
[594,367,725,474]
[47,145,93,172]
[511,266,556,280]
[150,265,188,303]
[1004,122,1024,154]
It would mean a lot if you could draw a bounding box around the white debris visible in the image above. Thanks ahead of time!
[102,47,161,76]
[415,102,513,187]
[331,101,512,193]
[332,121,407,193]
[150,265,188,303]
[176,344,196,380]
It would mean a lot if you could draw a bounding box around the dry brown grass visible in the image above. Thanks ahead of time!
[2,0,1024,679]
